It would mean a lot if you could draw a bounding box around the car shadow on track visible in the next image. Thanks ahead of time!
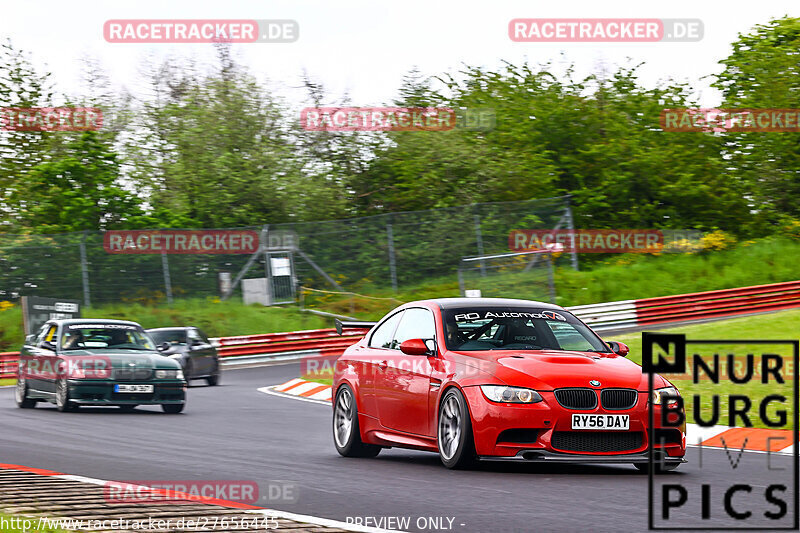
[371,453,686,477]
[24,406,168,415]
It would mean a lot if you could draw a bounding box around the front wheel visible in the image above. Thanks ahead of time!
[15,376,37,408]
[162,403,185,414]
[55,379,78,412]
[438,388,476,469]
[333,385,381,458]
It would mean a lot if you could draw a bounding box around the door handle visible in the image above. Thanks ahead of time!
[378,360,388,370]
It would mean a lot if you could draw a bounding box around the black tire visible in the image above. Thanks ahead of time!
[206,363,220,386]
[437,388,476,469]
[162,403,185,414]
[634,461,681,473]
[184,360,193,380]
[55,378,78,412]
[118,405,138,412]
[15,376,37,409]
[333,384,381,458]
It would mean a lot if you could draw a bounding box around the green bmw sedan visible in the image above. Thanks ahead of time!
[15,319,187,413]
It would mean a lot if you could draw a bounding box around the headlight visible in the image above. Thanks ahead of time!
[480,385,543,404]
[155,369,184,379]
[651,387,680,405]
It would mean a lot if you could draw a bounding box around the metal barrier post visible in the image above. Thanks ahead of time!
[79,231,91,308]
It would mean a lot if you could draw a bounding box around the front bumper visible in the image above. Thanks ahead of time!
[462,386,686,459]
[67,379,186,405]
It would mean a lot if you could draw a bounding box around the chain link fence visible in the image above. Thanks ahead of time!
[0,196,574,307]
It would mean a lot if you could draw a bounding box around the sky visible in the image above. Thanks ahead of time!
[3,0,799,108]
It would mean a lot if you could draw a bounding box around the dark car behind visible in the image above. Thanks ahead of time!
[147,327,220,386]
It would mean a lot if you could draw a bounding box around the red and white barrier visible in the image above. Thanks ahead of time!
[568,280,800,331]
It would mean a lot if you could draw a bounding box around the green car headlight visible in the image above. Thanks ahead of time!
[480,385,543,404]
[155,369,184,379]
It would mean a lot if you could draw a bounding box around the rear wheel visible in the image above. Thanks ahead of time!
[333,385,381,458]
[15,376,36,408]
[162,403,185,414]
[438,388,476,469]
[55,379,78,412]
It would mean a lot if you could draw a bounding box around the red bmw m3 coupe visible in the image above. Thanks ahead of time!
[332,298,685,470]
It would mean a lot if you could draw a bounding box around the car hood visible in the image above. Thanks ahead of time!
[453,350,667,390]
[60,351,180,370]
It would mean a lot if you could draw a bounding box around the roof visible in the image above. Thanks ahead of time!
[145,327,190,332]
[48,318,143,327]
[423,297,565,310]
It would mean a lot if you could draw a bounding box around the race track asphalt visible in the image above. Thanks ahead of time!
[1,364,796,532]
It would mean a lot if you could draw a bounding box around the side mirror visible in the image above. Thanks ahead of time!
[607,341,629,356]
[24,334,35,345]
[399,338,432,356]
[157,342,170,352]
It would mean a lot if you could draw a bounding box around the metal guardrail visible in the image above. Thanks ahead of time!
[0,353,19,380]
[1,280,799,380]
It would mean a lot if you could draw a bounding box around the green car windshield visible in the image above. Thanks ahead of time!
[61,324,157,351]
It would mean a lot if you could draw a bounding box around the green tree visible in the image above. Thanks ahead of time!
[7,131,143,232]
[713,16,800,225]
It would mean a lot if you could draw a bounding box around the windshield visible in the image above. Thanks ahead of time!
[60,323,157,351]
[148,329,187,346]
[442,307,610,353]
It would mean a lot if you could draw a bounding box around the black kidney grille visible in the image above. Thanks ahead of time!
[600,389,638,410]
[554,388,597,410]
[551,431,643,452]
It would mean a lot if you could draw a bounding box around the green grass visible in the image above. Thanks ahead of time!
[607,309,798,429]
[0,378,14,386]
